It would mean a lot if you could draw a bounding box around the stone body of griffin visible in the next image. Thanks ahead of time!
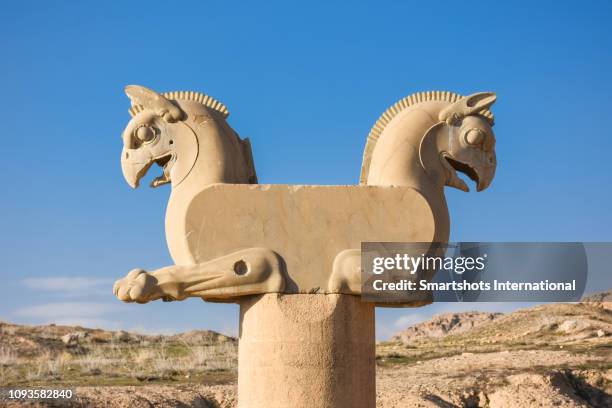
[113,86,497,305]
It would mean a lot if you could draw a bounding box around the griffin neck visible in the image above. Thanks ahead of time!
[365,106,448,193]
[364,103,452,242]
[170,111,255,200]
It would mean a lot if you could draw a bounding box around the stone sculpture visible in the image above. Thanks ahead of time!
[113,86,497,407]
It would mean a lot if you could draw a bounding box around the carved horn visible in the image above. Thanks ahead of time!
[438,92,496,124]
[125,85,184,122]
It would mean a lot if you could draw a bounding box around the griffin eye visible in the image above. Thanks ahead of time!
[135,125,155,143]
[465,128,485,146]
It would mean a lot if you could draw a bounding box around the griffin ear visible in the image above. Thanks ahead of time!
[125,85,184,122]
[438,92,496,124]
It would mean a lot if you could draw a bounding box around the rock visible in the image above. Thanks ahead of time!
[61,331,88,346]
[172,330,235,345]
[596,329,605,337]
[558,320,577,333]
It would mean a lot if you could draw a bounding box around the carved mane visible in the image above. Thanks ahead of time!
[360,91,495,184]
[128,90,229,119]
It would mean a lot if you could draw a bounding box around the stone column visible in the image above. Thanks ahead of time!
[238,294,376,408]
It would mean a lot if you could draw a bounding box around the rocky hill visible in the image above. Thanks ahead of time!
[0,321,234,358]
[390,304,611,347]
[0,321,237,391]
[391,311,502,344]
[378,301,612,407]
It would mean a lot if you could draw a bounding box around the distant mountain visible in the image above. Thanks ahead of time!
[391,311,502,343]
[0,321,235,358]
[391,302,611,346]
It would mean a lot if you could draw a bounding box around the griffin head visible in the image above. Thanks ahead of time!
[120,85,197,189]
[438,92,497,192]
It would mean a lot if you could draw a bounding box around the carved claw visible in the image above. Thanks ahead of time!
[113,248,286,304]
[113,269,163,303]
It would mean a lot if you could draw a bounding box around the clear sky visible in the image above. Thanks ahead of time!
[1,1,611,340]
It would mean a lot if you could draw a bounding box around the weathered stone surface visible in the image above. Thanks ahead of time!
[182,184,435,294]
[238,294,375,408]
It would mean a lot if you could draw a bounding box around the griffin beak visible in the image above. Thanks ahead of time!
[121,147,174,189]
[443,154,496,192]
[476,164,495,192]
[121,148,153,189]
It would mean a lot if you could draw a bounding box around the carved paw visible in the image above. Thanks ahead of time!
[113,269,160,303]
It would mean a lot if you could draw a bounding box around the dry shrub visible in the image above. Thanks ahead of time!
[134,348,157,365]
[25,351,67,381]
[186,342,237,371]
[0,347,17,366]
[77,346,114,375]
[151,348,182,377]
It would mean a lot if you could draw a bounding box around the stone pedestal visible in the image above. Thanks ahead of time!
[238,294,376,408]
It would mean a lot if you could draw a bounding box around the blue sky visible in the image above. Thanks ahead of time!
[1,1,611,339]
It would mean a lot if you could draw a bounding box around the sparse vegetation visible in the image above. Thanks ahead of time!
[0,346,16,366]
[0,321,238,387]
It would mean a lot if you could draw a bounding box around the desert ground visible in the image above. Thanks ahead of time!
[0,299,610,407]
